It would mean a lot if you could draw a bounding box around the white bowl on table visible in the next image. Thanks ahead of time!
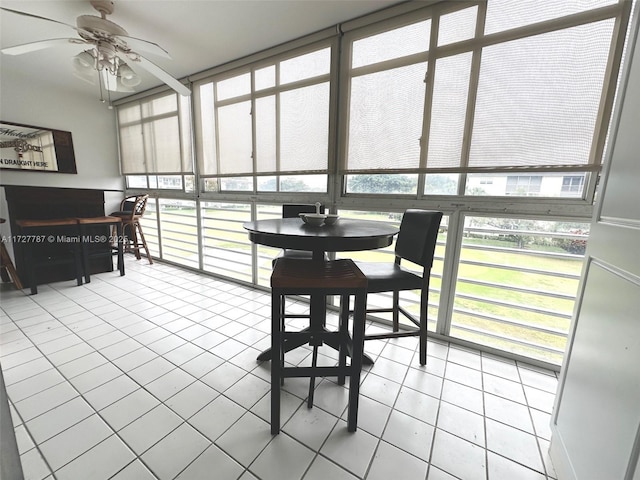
[323,214,339,225]
[301,213,327,226]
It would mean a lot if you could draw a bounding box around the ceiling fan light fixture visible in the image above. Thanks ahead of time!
[72,50,95,72]
[119,63,141,87]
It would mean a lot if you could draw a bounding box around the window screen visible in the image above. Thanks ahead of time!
[117,92,193,174]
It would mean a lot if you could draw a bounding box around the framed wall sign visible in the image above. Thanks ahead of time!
[0,121,77,173]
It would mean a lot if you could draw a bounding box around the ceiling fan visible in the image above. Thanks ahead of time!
[1,0,191,102]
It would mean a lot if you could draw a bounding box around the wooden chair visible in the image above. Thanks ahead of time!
[109,194,153,264]
[270,258,367,434]
[354,209,443,365]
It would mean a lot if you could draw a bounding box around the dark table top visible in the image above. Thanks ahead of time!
[243,217,399,254]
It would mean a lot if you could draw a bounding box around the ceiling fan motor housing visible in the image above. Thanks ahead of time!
[90,0,115,17]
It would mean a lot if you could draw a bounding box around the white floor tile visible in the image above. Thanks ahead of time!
[165,380,219,419]
[250,433,315,480]
[440,380,483,415]
[20,447,52,480]
[402,368,443,398]
[82,374,139,411]
[484,393,534,434]
[175,445,244,480]
[430,429,487,480]
[216,412,274,467]
[303,455,358,480]
[359,372,402,407]
[145,368,196,401]
[54,435,135,480]
[382,410,434,461]
[367,441,428,480]
[110,460,157,480]
[485,418,544,473]
[39,414,113,471]
[341,394,391,438]
[188,394,245,442]
[394,385,439,426]
[436,401,485,447]
[141,423,210,479]
[25,396,94,444]
[283,403,338,451]
[100,388,160,431]
[487,451,546,480]
[118,404,182,455]
[320,421,379,478]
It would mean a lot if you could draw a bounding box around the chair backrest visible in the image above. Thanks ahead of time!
[282,204,325,218]
[120,194,149,219]
[394,209,443,268]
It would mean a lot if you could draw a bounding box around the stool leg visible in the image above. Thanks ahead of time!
[337,294,349,386]
[308,345,319,408]
[74,244,83,287]
[80,225,91,283]
[116,222,125,276]
[347,289,367,432]
[135,221,153,264]
[27,242,37,295]
[271,288,282,435]
[1,244,23,290]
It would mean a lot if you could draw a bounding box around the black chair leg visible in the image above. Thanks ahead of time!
[271,289,282,435]
[338,294,349,385]
[308,345,318,408]
[419,292,428,366]
[348,290,366,432]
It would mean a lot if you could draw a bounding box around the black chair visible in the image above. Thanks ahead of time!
[353,209,443,365]
[273,204,326,263]
[270,258,367,434]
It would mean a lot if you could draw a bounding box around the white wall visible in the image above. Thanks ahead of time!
[0,69,125,249]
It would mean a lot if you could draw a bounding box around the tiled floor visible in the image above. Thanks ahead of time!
[0,258,559,480]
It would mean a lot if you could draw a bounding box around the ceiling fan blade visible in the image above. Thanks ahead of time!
[116,34,171,59]
[0,7,78,31]
[127,54,191,96]
[1,38,82,56]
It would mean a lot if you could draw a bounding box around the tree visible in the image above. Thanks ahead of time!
[348,174,416,194]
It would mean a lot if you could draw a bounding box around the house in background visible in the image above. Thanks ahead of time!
[1,2,638,479]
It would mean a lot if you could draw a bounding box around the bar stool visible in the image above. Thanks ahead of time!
[15,218,83,295]
[76,216,125,283]
[270,258,367,434]
[0,219,23,290]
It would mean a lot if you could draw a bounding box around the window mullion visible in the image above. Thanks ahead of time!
[458,1,487,196]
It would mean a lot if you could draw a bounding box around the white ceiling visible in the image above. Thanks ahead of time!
[0,0,403,102]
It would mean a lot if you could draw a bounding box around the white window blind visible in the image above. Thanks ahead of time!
[343,2,622,175]
[194,44,332,178]
[117,92,193,174]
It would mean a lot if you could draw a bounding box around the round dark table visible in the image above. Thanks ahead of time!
[244,217,399,363]
[243,217,399,260]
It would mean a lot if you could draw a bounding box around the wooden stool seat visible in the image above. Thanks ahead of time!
[76,216,125,283]
[270,258,367,434]
[77,216,122,225]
